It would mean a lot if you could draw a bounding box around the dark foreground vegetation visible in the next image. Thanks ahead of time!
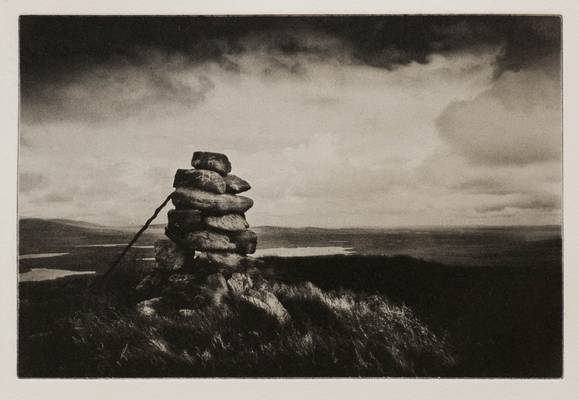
[18,255,562,378]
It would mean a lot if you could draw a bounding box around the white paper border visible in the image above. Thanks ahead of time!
[1,1,578,399]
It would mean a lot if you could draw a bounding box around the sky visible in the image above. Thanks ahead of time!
[19,16,562,227]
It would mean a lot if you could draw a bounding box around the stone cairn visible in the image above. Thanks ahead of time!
[135,151,289,323]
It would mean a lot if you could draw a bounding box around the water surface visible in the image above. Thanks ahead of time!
[20,268,96,282]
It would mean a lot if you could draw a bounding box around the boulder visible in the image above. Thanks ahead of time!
[205,273,229,305]
[136,297,164,317]
[136,271,167,296]
[172,188,253,215]
[230,230,257,254]
[154,239,191,270]
[172,273,229,308]
[224,174,251,194]
[195,252,246,276]
[179,230,236,251]
[204,214,249,232]
[238,289,290,325]
[166,273,200,291]
[191,151,232,176]
[173,169,226,194]
[227,272,254,293]
[178,309,196,318]
[167,209,203,235]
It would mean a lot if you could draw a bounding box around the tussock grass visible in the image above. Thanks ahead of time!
[19,255,561,377]
[19,263,456,377]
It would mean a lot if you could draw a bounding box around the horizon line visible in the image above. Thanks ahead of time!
[18,216,562,230]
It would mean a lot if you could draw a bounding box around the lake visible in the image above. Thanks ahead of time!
[18,222,562,281]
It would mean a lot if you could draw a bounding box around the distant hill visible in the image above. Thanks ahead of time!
[19,218,142,254]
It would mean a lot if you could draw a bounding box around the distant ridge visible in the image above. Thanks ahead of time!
[19,218,561,232]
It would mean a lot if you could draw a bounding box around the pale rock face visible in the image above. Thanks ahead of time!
[154,239,191,270]
[227,272,254,293]
[204,214,249,232]
[167,273,199,291]
[178,309,196,317]
[224,174,251,194]
[239,289,291,325]
[173,169,226,194]
[172,188,253,215]
[191,151,232,176]
[136,297,164,317]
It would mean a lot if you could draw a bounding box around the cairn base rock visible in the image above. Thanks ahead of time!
[154,239,191,270]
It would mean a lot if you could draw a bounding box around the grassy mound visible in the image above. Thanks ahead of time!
[19,254,561,378]
[18,262,456,377]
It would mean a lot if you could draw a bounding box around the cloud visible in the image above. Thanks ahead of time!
[19,172,47,192]
[20,16,560,80]
[22,50,216,124]
[475,193,560,214]
[436,63,561,166]
[19,48,506,226]
[18,17,562,227]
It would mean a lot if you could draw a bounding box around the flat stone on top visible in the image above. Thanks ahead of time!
[191,152,232,176]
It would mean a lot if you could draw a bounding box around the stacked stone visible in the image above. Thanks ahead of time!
[164,151,257,278]
[136,152,257,308]
[136,151,290,323]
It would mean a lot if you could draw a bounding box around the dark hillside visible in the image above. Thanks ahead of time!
[18,255,562,378]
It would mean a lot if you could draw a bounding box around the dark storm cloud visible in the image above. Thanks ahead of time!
[20,15,560,89]
[22,55,216,124]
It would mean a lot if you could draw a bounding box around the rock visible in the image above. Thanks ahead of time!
[166,273,200,291]
[178,309,196,317]
[227,272,254,293]
[224,174,251,194]
[230,230,257,254]
[167,209,203,235]
[154,239,191,270]
[173,169,226,194]
[205,273,229,305]
[238,289,290,325]
[204,214,249,232]
[172,188,253,215]
[179,230,236,251]
[195,252,246,276]
[136,271,167,296]
[172,273,229,308]
[191,151,232,176]
[136,297,164,317]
